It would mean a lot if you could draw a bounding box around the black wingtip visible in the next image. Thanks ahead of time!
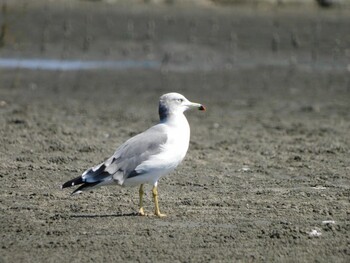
[71,182,100,195]
[61,176,84,189]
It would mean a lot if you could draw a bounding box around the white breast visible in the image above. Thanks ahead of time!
[163,113,191,162]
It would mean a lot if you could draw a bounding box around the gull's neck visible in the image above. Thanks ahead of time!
[160,112,188,126]
[161,112,191,154]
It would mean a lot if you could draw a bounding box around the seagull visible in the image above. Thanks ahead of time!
[61,92,206,217]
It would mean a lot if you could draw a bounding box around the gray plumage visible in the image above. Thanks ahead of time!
[63,124,168,194]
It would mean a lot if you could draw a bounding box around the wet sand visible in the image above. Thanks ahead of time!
[0,1,349,262]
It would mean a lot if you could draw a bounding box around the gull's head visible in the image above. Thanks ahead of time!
[159,92,205,121]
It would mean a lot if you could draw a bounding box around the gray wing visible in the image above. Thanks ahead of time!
[82,124,168,185]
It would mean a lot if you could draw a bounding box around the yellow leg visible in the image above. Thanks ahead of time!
[138,184,146,216]
[152,185,166,217]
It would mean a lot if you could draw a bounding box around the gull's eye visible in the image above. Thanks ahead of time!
[177,98,184,103]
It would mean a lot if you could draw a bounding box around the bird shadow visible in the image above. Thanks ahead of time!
[69,212,138,218]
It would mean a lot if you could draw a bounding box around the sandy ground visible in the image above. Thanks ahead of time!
[0,1,350,262]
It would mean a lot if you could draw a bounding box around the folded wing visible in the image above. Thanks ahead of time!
[61,124,168,194]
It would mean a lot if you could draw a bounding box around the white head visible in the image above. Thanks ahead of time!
[159,92,205,121]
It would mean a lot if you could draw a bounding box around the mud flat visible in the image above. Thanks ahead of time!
[0,1,349,262]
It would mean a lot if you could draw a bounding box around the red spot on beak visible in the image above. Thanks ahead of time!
[199,105,206,111]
